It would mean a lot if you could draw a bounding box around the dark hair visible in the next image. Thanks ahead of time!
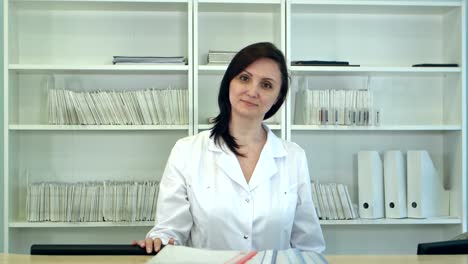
[210,42,289,156]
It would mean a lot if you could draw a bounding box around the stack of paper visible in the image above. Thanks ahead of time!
[48,88,188,125]
[113,56,186,65]
[148,245,328,264]
[207,50,237,64]
[295,89,376,126]
[311,182,358,220]
[26,181,159,222]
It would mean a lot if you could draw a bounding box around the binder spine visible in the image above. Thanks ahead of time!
[358,151,384,219]
[383,151,407,218]
[407,150,449,218]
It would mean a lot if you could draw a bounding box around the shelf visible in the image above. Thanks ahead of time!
[12,65,458,74]
[9,64,189,73]
[290,66,461,74]
[290,0,461,7]
[198,1,280,13]
[290,1,461,15]
[291,125,462,131]
[11,0,188,2]
[200,65,462,75]
[10,0,189,13]
[198,124,281,130]
[198,0,280,3]
[9,221,155,228]
[9,125,190,131]
[10,217,460,228]
[320,217,461,225]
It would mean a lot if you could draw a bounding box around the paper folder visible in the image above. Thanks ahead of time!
[383,150,407,218]
[407,150,449,218]
[358,151,384,219]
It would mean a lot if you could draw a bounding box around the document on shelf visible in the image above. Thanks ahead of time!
[147,245,328,264]
[407,150,449,218]
[112,56,187,65]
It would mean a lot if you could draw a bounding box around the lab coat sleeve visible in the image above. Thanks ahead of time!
[146,140,193,246]
[290,150,326,253]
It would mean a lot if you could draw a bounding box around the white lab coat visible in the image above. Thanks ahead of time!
[147,125,325,252]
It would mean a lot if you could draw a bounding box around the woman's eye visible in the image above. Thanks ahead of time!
[239,75,249,82]
[262,82,272,89]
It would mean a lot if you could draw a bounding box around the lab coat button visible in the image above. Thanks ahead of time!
[243,235,249,239]
[245,198,250,203]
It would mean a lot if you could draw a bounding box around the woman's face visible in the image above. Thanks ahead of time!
[229,58,282,121]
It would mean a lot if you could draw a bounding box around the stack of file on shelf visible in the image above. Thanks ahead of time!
[291,60,356,67]
[357,150,449,219]
[311,182,358,220]
[148,245,327,264]
[112,56,186,65]
[26,181,159,222]
[207,50,237,64]
[295,89,378,126]
[48,88,188,125]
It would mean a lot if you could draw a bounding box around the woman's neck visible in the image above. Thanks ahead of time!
[229,115,266,146]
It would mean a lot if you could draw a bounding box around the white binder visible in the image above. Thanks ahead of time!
[383,150,407,218]
[407,150,449,218]
[358,151,384,219]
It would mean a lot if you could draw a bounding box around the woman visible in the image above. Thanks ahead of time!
[133,42,325,253]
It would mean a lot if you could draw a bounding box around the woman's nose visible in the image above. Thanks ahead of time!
[246,82,259,98]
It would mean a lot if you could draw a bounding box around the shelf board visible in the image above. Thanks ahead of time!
[201,65,462,74]
[290,3,460,16]
[9,125,190,131]
[290,0,461,7]
[320,217,461,225]
[9,221,155,228]
[198,124,281,130]
[9,64,189,72]
[198,0,280,3]
[11,0,188,3]
[290,66,461,74]
[291,125,462,131]
[10,217,460,228]
[8,124,462,132]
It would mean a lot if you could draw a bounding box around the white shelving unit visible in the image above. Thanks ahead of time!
[286,0,466,254]
[4,0,193,253]
[193,0,286,137]
[3,0,466,255]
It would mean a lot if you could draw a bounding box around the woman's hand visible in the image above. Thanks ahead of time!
[132,237,175,254]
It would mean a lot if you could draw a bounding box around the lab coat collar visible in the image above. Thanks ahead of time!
[208,124,287,191]
[207,124,286,157]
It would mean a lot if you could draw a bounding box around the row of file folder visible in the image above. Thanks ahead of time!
[48,88,188,125]
[358,150,449,219]
[311,182,358,220]
[295,89,379,126]
[26,181,160,222]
